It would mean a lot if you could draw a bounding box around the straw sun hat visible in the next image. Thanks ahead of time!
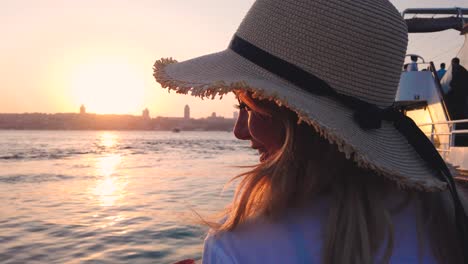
[153,0,447,192]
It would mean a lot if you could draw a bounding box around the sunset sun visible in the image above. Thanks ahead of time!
[69,60,145,114]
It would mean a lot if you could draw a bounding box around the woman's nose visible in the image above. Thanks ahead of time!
[233,109,251,140]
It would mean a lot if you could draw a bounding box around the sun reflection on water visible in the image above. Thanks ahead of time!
[93,152,128,207]
[99,132,118,148]
[97,154,121,177]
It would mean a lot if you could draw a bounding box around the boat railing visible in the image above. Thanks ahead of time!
[419,119,468,152]
[402,7,468,17]
[402,63,432,71]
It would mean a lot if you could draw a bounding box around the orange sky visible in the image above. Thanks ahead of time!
[0,0,466,118]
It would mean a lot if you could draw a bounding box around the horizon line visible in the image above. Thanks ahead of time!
[0,111,237,119]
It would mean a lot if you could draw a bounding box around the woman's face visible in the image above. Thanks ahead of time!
[233,95,286,162]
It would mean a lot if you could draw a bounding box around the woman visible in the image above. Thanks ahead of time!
[154,0,468,263]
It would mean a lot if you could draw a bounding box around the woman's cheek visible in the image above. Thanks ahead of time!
[248,113,283,150]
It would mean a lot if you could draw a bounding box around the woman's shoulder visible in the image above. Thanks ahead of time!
[202,219,270,264]
[202,232,236,264]
[202,217,289,260]
[202,200,330,264]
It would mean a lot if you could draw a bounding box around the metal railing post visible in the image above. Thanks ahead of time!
[450,123,456,147]
[430,124,435,143]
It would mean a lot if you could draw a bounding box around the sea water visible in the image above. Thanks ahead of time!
[0,130,257,263]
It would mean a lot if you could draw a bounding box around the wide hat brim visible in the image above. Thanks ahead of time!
[154,49,447,192]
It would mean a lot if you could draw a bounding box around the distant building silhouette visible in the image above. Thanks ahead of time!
[184,105,190,119]
[211,112,217,118]
[80,105,86,114]
[142,108,150,119]
[0,112,236,131]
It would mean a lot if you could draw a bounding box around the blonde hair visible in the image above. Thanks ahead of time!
[213,93,463,264]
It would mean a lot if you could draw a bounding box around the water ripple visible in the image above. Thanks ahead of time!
[0,131,248,263]
[0,174,75,184]
[113,249,171,261]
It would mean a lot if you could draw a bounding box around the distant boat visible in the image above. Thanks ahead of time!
[396,7,468,182]
[172,128,181,133]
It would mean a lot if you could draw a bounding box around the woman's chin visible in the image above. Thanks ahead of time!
[259,152,268,162]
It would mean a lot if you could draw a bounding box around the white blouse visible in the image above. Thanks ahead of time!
[202,196,437,264]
